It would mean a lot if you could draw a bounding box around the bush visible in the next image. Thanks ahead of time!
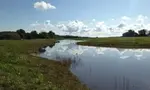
[122,30,138,37]
[0,32,21,40]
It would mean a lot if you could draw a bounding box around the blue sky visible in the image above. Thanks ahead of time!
[0,0,150,36]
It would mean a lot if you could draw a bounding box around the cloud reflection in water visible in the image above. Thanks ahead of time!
[40,40,150,90]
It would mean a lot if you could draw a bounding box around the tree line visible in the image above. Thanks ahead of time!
[3,28,148,40]
[0,29,55,40]
[0,29,90,40]
[122,29,150,37]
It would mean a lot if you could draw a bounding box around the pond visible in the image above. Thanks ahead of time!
[40,40,150,90]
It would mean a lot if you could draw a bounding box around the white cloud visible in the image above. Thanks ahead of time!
[121,16,131,21]
[136,15,148,24]
[92,19,96,22]
[111,19,115,21]
[29,15,150,37]
[30,21,40,27]
[34,1,56,10]
[58,20,88,35]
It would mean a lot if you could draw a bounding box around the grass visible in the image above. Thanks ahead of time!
[77,37,150,48]
[0,39,88,90]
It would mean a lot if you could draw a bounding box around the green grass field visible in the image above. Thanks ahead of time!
[0,39,88,90]
[77,37,150,48]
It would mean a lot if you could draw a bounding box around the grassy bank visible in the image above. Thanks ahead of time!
[0,39,88,90]
[77,37,150,48]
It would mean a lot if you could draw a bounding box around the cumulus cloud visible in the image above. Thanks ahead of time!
[29,15,150,37]
[95,22,106,31]
[34,1,56,10]
[118,23,126,28]
[121,16,131,21]
[136,15,148,24]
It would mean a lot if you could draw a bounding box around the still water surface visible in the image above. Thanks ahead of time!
[40,40,150,90]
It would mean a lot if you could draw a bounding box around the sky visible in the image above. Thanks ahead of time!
[0,0,150,37]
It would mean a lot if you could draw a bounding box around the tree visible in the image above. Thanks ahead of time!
[138,29,148,36]
[16,29,26,39]
[30,31,38,39]
[25,33,31,39]
[48,31,55,38]
[38,32,48,39]
[122,30,138,37]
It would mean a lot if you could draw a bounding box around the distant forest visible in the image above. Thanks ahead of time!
[0,29,89,40]
[122,29,150,37]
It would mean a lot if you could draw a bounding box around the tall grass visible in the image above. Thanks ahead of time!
[0,39,89,90]
[77,37,150,48]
